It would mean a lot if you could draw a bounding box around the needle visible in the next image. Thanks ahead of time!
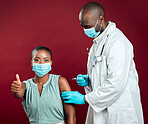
[72,77,83,80]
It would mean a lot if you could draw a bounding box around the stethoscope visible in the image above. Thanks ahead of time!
[87,34,109,68]
[92,44,105,67]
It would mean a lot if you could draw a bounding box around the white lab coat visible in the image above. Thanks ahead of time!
[85,22,144,124]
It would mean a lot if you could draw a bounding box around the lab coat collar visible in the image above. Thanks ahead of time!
[93,21,116,43]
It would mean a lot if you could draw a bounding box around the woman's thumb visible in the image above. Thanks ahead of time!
[16,74,21,84]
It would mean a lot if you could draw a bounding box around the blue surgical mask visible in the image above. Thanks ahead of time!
[84,19,102,38]
[32,63,51,77]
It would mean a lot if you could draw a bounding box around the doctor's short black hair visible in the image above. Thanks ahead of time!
[31,46,52,60]
[81,2,105,17]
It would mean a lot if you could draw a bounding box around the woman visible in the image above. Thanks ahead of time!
[11,46,76,124]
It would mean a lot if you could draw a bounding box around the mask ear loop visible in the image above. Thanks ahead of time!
[99,23,102,32]
[94,18,99,28]
[94,17,102,32]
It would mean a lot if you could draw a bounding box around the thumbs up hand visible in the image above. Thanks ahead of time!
[11,74,22,93]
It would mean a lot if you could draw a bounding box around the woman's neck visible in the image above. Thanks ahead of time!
[34,74,49,85]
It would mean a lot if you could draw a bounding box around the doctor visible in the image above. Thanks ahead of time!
[61,2,144,124]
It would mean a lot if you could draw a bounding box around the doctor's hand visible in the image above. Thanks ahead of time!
[76,74,88,87]
[61,91,85,104]
[11,74,21,93]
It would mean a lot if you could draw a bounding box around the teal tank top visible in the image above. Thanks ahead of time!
[22,74,65,124]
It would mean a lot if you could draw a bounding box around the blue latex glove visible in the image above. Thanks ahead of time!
[61,91,85,104]
[76,74,88,87]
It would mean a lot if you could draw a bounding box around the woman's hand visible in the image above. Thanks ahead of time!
[11,74,26,99]
[11,74,21,93]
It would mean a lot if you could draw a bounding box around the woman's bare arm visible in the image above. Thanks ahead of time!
[58,76,76,124]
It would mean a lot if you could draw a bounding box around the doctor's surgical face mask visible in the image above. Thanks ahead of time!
[84,19,102,38]
[32,63,52,77]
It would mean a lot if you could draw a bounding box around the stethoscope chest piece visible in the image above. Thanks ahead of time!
[97,56,103,62]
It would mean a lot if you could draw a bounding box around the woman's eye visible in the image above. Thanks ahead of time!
[44,59,49,62]
[34,59,39,62]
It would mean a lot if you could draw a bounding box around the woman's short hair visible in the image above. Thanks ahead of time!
[31,46,52,60]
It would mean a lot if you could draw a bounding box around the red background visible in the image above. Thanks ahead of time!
[0,0,147,123]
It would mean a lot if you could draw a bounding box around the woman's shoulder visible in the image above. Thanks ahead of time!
[58,76,71,92]
[22,78,33,84]
[49,74,61,80]
[58,76,67,82]
[51,74,68,83]
[22,78,34,89]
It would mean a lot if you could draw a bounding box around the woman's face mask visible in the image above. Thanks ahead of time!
[32,63,51,77]
[32,50,52,77]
